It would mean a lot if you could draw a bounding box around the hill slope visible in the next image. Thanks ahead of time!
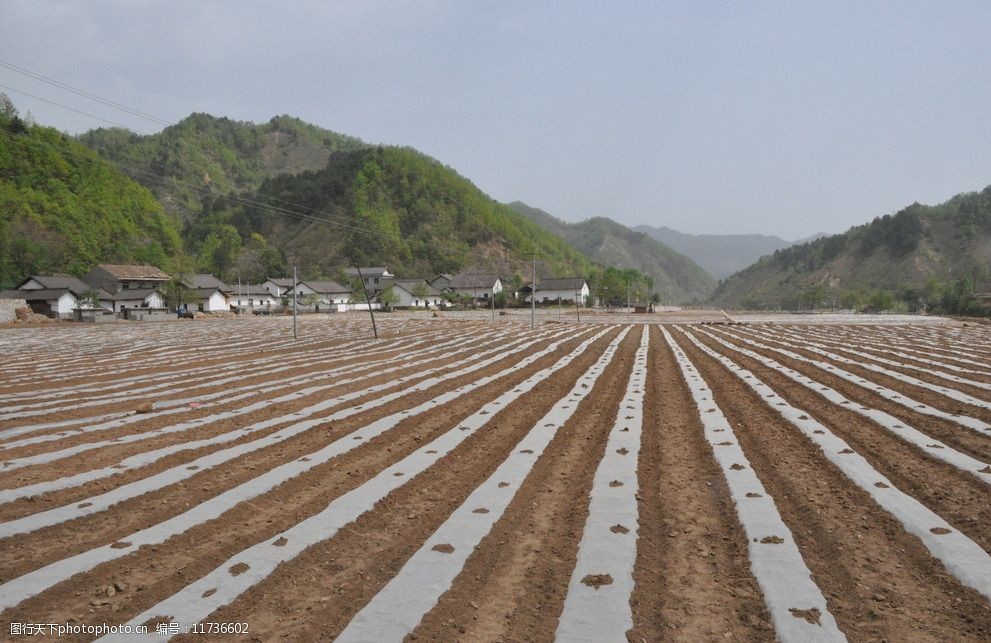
[509,202,716,303]
[161,143,596,282]
[710,185,991,312]
[633,225,798,279]
[81,113,657,287]
[0,104,181,288]
[79,113,368,222]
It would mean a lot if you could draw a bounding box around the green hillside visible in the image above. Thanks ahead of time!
[711,185,991,314]
[79,113,368,221]
[508,201,716,303]
[80,112,645,288]
[0,98,181,288]
[199,145,595,282]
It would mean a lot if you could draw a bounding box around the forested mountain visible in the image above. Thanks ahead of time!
[0,98,181,288]
[199,146,595,282]
[79,113,368,221]
[711,185,991,314]
[509,202,716,303]
[633,225,798,279]
[79,112,641,289]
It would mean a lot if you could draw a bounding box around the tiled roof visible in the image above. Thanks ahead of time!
[448,273,500,289]
[531,278,588,291]
[96,264,171,280]
[301,280,352,294]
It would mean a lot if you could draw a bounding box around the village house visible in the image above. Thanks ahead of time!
[183,287,230,312]
[228,284,278,311]
[0,275,112,319]
[291,280,353,311]
[82,264,170,313]
[428,273,454,290]
[522,277,590,305]
[389,279,445,308]
[262,278,295,299]
[180,274,231,312]
[346,267,394,296]
[445,273,503,303]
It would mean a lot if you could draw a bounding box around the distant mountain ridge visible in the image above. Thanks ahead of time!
[709,184,991,311]
[633,225,808,279]
[509,202,715,303]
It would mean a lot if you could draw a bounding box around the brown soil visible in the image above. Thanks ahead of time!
[1,319,988,643]
[673,328,991,642]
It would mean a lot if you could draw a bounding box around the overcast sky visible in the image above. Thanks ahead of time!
[2,1,990,239]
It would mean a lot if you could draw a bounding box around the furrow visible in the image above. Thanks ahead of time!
[334,326,632,641]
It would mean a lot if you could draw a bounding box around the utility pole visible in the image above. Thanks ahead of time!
[491,280,495,322]
[292,264,298,339]
[356,267,379,339]
[574,286,581,324]
[626,279,631,313]
[531,252,536,329]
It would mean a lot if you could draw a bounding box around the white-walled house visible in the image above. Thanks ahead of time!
[185,287,230,312]
[390,280,445,308]
[179,275,231,312]
[291,280,353,309]
[82,264,170,314]
[345,267,394,296]
[229,284,278,310]
[83,264,171,294]
[446,273,503,302]
[1,275,113,318]
[262,278,295,299]
[523,278,590,305]
[112,289,165,312]
[0,288,79,318]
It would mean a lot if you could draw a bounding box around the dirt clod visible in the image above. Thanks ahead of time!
[788,607,822,625]
[581,574,614,589]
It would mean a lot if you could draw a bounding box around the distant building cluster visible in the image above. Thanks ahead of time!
[1,263,591,321]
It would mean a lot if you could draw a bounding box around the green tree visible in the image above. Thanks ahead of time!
[378,286,399,310]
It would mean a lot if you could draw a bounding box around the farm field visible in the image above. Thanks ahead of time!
[0,315,989,642]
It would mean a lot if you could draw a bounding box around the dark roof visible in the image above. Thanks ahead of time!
[1,288,77,301]
[393,280,442,296]
[346,267,392,277]
[17,275,91,292]
[266,278,295,287]
[186,287,226,299]
[448,273,500,289]
[183,274,230,291]
[300,280,352,294]
[231,284,270,293]
[94,264,171,280]
[534,278,588,291]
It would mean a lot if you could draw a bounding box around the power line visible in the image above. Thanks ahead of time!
[0,66,558,274]
[0,59,172,127]
[0,127,544,273]
[0,83,137,130]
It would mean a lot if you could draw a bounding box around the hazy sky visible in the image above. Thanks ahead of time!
[3,1,990,239]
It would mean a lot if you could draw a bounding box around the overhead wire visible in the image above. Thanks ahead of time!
[0,125,541,273]
[0,63,570,279]
[0,83,137,130]
[0,59,172,126]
